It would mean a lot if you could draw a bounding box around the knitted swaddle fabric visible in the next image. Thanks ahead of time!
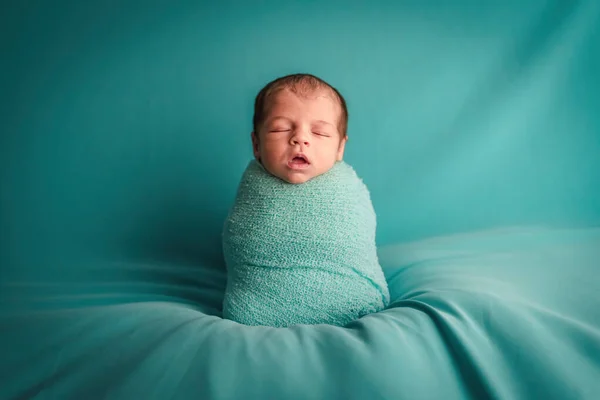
[222,160,390,327]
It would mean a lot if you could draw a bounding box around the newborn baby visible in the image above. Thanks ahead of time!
[222,73,390,327]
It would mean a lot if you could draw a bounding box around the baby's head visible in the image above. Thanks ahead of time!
[251,73,348,184]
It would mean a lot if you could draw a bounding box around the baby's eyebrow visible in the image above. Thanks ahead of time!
[267,117,334,128]
[268,116,292,123]
[314,120,334,127]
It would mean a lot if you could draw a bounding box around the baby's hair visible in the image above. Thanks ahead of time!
[252,73,348,137]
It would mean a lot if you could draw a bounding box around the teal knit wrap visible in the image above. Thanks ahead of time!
[222,160,390,327]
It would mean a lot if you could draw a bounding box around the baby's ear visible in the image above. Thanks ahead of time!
[251,132,260,160]
[336,135,347,161]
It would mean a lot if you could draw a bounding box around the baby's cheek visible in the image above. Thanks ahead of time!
[262,140,283,155]
[261,148,282,165]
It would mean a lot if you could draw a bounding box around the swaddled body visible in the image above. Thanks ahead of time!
[222,160,390,327]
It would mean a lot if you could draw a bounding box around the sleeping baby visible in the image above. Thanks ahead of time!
[222,73,390,327]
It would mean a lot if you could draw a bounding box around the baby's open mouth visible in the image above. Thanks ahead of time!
[288,154,310,169]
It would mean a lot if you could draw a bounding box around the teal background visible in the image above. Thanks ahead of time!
[2,1,599,278]
[1,2,600,399]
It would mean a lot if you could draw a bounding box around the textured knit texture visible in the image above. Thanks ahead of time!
[222,160,390,327]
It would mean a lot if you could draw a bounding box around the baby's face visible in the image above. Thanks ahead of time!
[252,89,347,184]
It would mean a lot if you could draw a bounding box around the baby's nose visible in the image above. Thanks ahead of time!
[291,131,310,146]
[292,137,310,145]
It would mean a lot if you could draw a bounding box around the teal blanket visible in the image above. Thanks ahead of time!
[222,160,390,327]
[2,227,599,399]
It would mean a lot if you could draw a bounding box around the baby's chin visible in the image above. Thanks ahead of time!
[270,169,311,184]
[278,167,319,184]
[282,174,312,184]
[262,161,321,184]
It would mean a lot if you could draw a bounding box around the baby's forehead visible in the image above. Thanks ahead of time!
[273,86,335,101]
[266,88,340,113]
